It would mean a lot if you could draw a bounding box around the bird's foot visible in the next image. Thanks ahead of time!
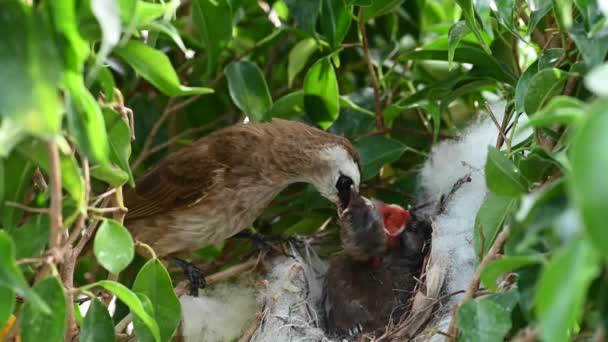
[347,324,364,338]
[170,257,206,296]
[232,232,303,258]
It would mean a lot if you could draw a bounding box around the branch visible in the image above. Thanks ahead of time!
[4,201,50,214]
[446,226,511,340]
[48,141,64,250]
[358,9,385,131]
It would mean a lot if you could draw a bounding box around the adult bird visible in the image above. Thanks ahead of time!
[123,118,361,293]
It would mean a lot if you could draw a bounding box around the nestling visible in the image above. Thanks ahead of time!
[323,192,410,338]
[123,118,361,292]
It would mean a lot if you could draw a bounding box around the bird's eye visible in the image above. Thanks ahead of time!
[336,175,353,209]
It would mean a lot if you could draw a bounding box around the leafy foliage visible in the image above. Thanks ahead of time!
[0,0,607,340]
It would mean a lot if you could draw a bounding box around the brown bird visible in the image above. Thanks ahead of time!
[323,193,410,338]
[123,118,361,293]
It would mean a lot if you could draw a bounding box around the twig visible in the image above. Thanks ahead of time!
[48,141,64,250]
[4,201,50,214]
[90,188,117,206]
[496,103,514,150]
[88,206,127,214]
[115,313,133,334]
[358,9,384,131]
[446,226,511,340]
[485,102,511,153]
[238,310,264,342]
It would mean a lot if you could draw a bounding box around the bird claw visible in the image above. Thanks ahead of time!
[170,257,206,296]
[347,324,364,337]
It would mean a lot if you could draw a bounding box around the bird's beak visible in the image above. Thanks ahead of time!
[377,202,410,238]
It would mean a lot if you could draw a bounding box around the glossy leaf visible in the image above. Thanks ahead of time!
[8,215,49,260]
[453,0,490,53]
[94,219,134,274]
[82,280,161,342]
[0,286,14,329]
[0,152,34,228]
[288,39,318,88]
[17,139,85,210]
[65,72,110,165]
[319,0,351,47]
[528,0,553,34]
[89,164,130,187]
[103,108,135,187]
[90,0,121,71]
[523,68,568,115]
[520,96,585,129]
[535,238,600,342]
[284,0,321,34]
[474,194,517,259]
[50,0,90,72]
[363,0,405,19]
[267,91,305,119]
[481,255,545,291]
[569,23,608,68]
[447,21,469,69]
[304,58,340,128]
[132,259,181,342]
[20,276,66,342]
[0,2,62,138]
[81,299,116,342]
[354,136,407,180]
[584,62,608,96]
[114,41,214,96]
[514,60,539,113]
[192,0,232,78]
[485,147,529,196]
[538,48,564,69]
[224,61,273,121]
[457,291,519,342]
[0,232,49,314]
[570,98,608,256]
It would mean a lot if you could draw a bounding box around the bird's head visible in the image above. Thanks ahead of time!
[374,201,409,248]
[309,143,361,215]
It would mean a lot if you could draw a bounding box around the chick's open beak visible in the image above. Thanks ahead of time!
[378,202,410,238]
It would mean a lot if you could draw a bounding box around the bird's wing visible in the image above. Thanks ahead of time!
[124,144,218,220]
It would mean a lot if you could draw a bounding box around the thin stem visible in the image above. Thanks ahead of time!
[4,201,50,214]
[358,9,385,131]
[48,141,64,250]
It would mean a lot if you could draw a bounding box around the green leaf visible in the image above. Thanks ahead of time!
[81,299,116,342]
[481,255,545,291]
[474,194,517,259]
[50,0,90,72]
[453,0,491,53]
[8,215,50,260]
[570,98,608,256]
[284,0,321,34]
[288,39,318,88]
[114,41,214,96]
[267,91,306,119]
[347,0,372,5]
[485,146,529,196]
[20,276,66,342]
[0,2,62,138]
[363,0,405,20]
[143,21,188,55]
[304,58,340,128]
[538,48,564,70]
[520,96,585,130]
[132,259,181,342]
[535,238,600,342]
[514,61,538,113]
[224,61,273,122]
[457,291,519,342]
[0,152,35,228]
[494,0,517,35]
[0,232,49,314]
[447,21,469,69]
[523,68,568,115]
[65,72,110,166]
[94,219,134,274]
[192,0,232,78]
[0,286,15,328]
[553,0,573,28]
[354,136,407,180]
[82,280,161,342]
[89,164,130,187]
[528,0,552,34]
[570,23,608,69]
[90,0,121,79]
[103,108,135,187]
[584,62,608,96]
[17,139,85,210]
[319,0,351,47]
[399,47,517,85]
[96,66,116,101]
